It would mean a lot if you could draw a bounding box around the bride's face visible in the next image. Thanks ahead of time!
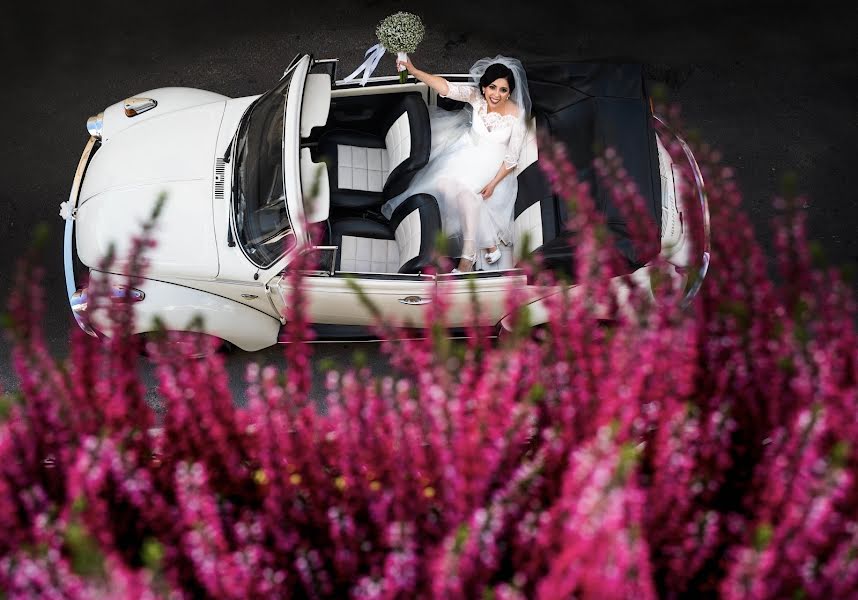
[482,78,511,108]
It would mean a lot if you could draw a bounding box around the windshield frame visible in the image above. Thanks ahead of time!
[230,57,307,269]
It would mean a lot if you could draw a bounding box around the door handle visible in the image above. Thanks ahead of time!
[399,295,432,306]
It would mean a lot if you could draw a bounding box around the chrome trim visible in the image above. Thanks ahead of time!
[335,74,415,86]
[334,271,435,280]
[214,157,226,200]
[300,245,338,276]
[110,285,145,302]
[263,279,287,325]
[398,295,432,306]
[86,112,104,139]
[199,278,264,288]
[284,53,302,77]
[334,73,471,87]
[67,282,143,338]
[123,97,157,117]
[653,114,711,306]
[313,58,339,83]
[64,136,97,301]
[70,288,97,337]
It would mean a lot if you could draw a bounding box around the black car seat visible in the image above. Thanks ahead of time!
[329,193,441,274]
[319,94,430,212]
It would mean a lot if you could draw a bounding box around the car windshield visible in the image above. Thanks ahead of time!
[232,64,298,267]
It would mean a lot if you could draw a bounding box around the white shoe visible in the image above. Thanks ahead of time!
[485,247,502,264]
[453,253,476,273]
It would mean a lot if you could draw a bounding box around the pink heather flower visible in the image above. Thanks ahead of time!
[0,103,855,599]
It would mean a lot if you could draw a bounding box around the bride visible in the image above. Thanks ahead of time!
[380,55,531,272]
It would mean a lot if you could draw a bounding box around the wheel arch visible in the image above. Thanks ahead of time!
[87,272,280,352]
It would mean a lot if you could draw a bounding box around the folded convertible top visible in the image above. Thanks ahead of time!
[524,62,662,272]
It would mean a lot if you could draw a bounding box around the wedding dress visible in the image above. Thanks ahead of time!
[381,57,530,261]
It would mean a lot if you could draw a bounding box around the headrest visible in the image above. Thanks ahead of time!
[382,94,429,137]
[300,148,330,223]
[300,73,332,138]
[381,94,431,199]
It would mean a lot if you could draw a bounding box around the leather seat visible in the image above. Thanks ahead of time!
[510,120,635,279]
[319,94,430,211]
[330,193,441,274]
[512,159,562,259]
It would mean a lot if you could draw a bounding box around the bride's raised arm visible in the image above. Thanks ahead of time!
[397,58,478,104]
[396,57,450,95]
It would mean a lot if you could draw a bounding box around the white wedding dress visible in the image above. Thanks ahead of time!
[381,82,527,257]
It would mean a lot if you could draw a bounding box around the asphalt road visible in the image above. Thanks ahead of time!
[1,1,856,401]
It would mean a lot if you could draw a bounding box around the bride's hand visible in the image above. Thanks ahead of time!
[479,182,496,199]
[397,57,416,74]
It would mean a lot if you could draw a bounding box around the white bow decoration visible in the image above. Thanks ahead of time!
[341,43,388,86]
[59,201,76,221]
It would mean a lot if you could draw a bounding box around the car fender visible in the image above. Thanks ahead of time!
[89,273,280,352]
[498,287,561,332]
[498,268,656,332]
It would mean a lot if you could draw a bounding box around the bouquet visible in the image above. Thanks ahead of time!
[342,11,425,86]
[376,11,425,83]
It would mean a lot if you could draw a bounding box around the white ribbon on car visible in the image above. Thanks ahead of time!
[59,201,76,221]
[341,43,387,86]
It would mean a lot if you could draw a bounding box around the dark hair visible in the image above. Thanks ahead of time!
[479,63,516,94]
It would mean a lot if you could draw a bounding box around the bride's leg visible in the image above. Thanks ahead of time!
[455,189,480,271]
[438,177,478,271]
[477,205,501,264]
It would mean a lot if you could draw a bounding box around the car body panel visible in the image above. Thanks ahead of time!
[437,270,531,327]
[88,271,280,351]
[210,95,264,283]
[79,101,225,204]
[76,180,219,279]
[101,87,229,141]
[157,275,278,320]
[269,273,436,327]
[76,101,227,279]
[267,269,533,330]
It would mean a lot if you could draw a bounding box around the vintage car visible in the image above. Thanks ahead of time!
[62,54,709,351]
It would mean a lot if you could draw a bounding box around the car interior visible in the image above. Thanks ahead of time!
[295,63,569,279]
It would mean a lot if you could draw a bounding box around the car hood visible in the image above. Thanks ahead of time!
[76,101,226,279]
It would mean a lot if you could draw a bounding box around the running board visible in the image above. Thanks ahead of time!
[276,323,499,343]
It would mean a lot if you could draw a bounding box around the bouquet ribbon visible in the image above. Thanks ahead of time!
[342,43,387,86]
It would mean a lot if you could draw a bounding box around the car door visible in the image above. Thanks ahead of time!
[267,267,436,329]
[266,248,529,330]
[436,269,530,328]
[301,271,436,327]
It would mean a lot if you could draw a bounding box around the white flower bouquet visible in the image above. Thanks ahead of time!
[375,12,425,83]
[342,11,425,86]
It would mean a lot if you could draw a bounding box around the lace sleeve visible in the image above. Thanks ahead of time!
[441,81,479,104]
[503,116,526,170]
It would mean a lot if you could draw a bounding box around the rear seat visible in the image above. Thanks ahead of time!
[512,161,562,260]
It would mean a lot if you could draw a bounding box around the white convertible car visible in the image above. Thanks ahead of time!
[62,54,709,351]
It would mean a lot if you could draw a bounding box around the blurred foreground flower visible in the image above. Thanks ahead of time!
[1,106,856,598]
